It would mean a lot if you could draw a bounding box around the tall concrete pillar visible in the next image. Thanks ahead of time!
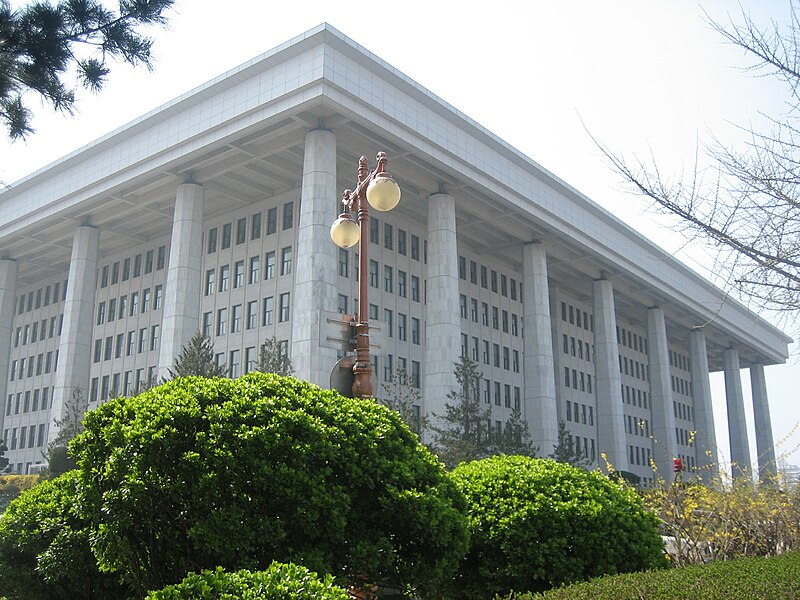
[592,279,628,472]
[424,193,461,423]
[724,347,751,478]
[750,365,776,481]
[0,260,18,436]
[647,307,677,476]
[688,328,719,479]
[522,242,558,453]
[158,183,205,379]
[293,129,338,386]
[50,225,99,444]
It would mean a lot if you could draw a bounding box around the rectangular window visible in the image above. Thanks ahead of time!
[398,229,407,255]
[108,298,116,322]
[236,218,246,245]
[267,207,277,234]
[203,312,213,337]
[411,276,420,302]
[384,309,393,338]
[111,261,120,284]
[411,361,420,388]
[369,218,379,244]
[384,223,393,249]
[282,201,294,230]
[115,333,124,358]
[411,234,420,260]
[491,270,498,292]
[122,257,131,281]
[458,256,466,279]
[127,331,135,356]
[398,313,407,341]
[500,274,508,297]
[157,246,166,270]
[281,247,293,276]
[492,306,499,329]
[221,223,232,249]
[251,212,262,239]
[338,248,349,277]
[150,325,160,351]
[412,317,420,345]
[369,304,378,320]
[133,253,142,277]
[494,381,501,405]
[207,227,218,253]
[97,301,106,325]
[229,349,241,378]
[245,346,256,372]
[279,293,290,322]
[472,337,479,361]
[262,297,274,326]
[93,339,102,363]
[502,310,509,333]
[265,252,276,279]
[234,261,245,288]
[337,294,348,314]
[397,270,406,297]
[460,294,468,319]
[145,249,154,273]
[154,285,163,310]
[384,266,393,292]
[217,308,228,336]
[503,347,510,370]
[219,265,230,292]
[369,260,378,288]
[138,328,147,353]
[142,288,151,313]
[247,301,258,329]
[493,344,500,367]
[231,304,242,333]
[249,256,260,284]
[469,260,477,284]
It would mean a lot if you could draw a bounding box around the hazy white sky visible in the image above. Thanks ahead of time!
[1,1,797,468]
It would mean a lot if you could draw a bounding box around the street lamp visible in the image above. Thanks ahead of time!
[330,152,401,398]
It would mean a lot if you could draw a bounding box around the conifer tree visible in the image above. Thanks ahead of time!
[254,337,293,376]
[380,367,428,435]
[46,387,88,476]
[494,405,538,457]
[168,331,227,379]
[549,420,591,467]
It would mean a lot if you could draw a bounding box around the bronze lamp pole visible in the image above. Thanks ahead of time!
[330,152,401,398]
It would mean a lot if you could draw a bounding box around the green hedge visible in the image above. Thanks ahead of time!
[147,563,349,599]
[516,551,800,599]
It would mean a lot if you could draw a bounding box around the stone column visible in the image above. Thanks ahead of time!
[0,260,17,435]
[522,242,558,453]
[688,328,719,479]
[157,183,205,379]
[724,347,751,478]
[293,129,338,386]
[50,226,99,444]
[592,279,628,471]
[750,365,777,481]
[424,193,461,424]
[647,307,677,476]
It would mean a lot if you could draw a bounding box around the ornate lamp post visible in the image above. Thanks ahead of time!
[330,152,401,398]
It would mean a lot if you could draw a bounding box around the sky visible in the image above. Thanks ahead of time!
[1,1,798,469]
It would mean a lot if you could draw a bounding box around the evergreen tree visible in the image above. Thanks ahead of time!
[46,387,88,476]
[549,420,591,467]
[168,332,227,379]
[254,337,293,376]
[0,439,9,473]
[0,0,174,139]
[380,367,428,435]
[494,405,538,457]
[429,356,492,469]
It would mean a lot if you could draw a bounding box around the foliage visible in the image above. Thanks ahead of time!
[0,471,130,600]
[379,367,428,435]
[46,387,88,476]
[494,405,537,458]
[430,356,493,469]
[0,475,39,514]
[645,474,800,566]
[168,331,228,379]
[513,550,800,600]
[0,439,8,472]
[548,421,590,467]
[71,373,469,597]
[254,336,293,376]
[0,0,174,140]
[450,456,667,598]
[146,563,349,600]
[600,4,800,312]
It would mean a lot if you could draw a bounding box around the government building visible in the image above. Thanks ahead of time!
[0,25,790,482]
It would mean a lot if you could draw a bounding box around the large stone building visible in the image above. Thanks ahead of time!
[0,25,790,482]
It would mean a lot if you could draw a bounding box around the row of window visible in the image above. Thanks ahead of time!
[629,444,651,468]
[9,351,59,382]
[620,355,648,381]
[564,367,593,394]
[207,202,294,254]
[571,435,596,462]
[5,387,51,416]
[671,375,693,398]
[13,315,63,348]
[202,294,291,336]
[677,453,697,470]
[458,255,522,302]
[3,422,47,451]
[380,355,421,388]
[205,249,292,296]
[617,325,647,354]
[16,280,66,315]
[562,334,593,362]
[670,349,690,372]
[481,379,522,410]
[561,301,593,332]
[459,294,521,336]
[674,401,694,422]
[622,384,649,409]
[676,428,694,447]
[99,245,166,288]
[626,414,650,437]
[369,218,423,262]
[89,367,157,403]
[566,400,594,426]
[461,336,521,372]
[93,327,160,363]
[97,286,163,325]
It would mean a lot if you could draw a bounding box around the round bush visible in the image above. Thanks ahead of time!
[450,456,667,598]
[146,563,349,599]
[0,471,130,600]
[72,373,468,596]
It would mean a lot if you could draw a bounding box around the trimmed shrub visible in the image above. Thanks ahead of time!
[72,373,468,597]
[0,471,129,600]
[516,550,800,599]
[450,456,667,598]
[147,563,349,599]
